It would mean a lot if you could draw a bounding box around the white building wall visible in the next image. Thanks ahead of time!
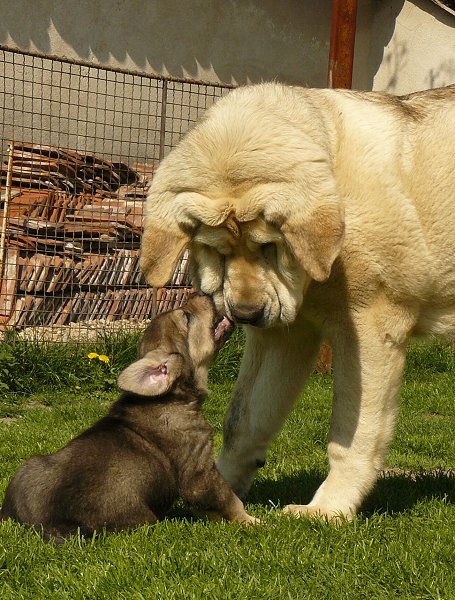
[371,0,455,93]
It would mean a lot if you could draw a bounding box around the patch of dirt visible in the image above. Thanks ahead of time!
[24,401,51,410]
[13,319,150,343]
[381,467,455,481]
[0,416,19,424]
[422,412,448,421]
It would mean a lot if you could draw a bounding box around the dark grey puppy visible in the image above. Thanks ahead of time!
[0,295,257,543]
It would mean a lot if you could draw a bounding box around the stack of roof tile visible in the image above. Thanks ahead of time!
[0,142,192,338]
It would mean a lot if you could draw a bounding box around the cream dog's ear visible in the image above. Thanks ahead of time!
[263,181,344,282]
[140,188,232,287]
[282,201,344,282]
[139,184,196,288]
[140,219,189,288]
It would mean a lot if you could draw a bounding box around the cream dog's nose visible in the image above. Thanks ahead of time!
[229,305,264,326]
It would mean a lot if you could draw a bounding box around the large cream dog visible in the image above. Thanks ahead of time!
[140,83,455,520]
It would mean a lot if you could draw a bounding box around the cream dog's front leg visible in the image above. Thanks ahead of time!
[284,303,412,520]
[217,322,322,497]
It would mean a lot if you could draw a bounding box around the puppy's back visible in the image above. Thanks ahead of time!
[1,414,177,536]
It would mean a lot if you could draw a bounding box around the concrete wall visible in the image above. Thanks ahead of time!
[0,0,332,87]
[1,0,453,94]
[0,0,454,164]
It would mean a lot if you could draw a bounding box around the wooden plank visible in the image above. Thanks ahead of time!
[0,146,167,335]
[0,247,19,318]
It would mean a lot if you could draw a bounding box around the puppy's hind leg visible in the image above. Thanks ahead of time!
[106,507,160,532]
[40,508,159,543]
[39,523,97,545]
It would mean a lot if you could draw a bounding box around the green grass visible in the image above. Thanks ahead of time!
[0,336,454,599]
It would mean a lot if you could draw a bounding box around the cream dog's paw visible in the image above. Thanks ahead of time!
[282,504,349,524]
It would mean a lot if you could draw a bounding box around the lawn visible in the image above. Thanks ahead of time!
[0,334,454,599]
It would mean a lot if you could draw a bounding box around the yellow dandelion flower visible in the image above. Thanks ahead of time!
[87,352,99,359]
[98,355,110,364]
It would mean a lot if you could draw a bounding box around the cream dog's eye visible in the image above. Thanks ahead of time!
[198,241,230,257]
[261,242,277,261]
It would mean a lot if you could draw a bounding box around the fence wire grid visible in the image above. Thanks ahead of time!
[0,46,233,342]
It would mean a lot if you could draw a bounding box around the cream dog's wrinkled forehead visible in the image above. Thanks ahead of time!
[169,188,265,228]
[193,217,283,251]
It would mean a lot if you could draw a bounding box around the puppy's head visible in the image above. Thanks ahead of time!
[117,295,234,398]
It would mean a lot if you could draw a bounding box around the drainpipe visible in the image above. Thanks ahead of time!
[327,0,358,88]
[316,0,358,372]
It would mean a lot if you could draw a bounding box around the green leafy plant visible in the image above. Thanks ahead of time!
[0,331,142,396]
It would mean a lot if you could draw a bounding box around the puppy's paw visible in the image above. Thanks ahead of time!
[240,514,261,526]
[197,509,260,525]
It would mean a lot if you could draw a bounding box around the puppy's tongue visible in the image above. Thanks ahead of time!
[214,316,235,344]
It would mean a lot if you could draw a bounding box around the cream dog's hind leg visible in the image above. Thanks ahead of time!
[217,322,322,497]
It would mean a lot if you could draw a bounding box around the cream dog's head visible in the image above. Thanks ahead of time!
[140,83,344,327]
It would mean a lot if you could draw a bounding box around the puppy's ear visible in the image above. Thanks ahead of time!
[117,352,184,397]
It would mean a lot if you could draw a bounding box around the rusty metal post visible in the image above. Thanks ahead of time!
[319,0,358,371]
[327,0,358,89]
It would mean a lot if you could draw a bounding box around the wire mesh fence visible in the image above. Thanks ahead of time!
[0,46,234,342]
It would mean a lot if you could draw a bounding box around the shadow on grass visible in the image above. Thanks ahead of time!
[247,470,323,507]
[363,470,455,516]
[7,470,452,544]
[245,469,455,516]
